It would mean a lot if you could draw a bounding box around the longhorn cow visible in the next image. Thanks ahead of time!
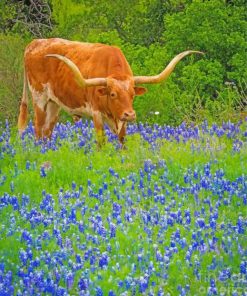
[18,38,203,144]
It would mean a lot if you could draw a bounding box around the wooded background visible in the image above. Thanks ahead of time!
[0,0,246,125]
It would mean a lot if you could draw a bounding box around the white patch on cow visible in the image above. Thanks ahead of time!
[117,121,125,134]
[45,83,93,117]
[102,114,126,135]
[43,101,60,131]
[29,84,48,111]
[28,82,94,118]
[92,110,104,127]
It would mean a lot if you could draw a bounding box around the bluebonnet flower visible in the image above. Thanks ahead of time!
[196,218,205,229]
[99,252,109,269]
[66,271,74,290]
[1,119,247,294]
[95,287,103,296]
[25,160,31,170]
[207,277,217,295]
[40,166,46,177]
[109,222,116,238]
[78,221,85,233]
[139,276,149,293]
[240,261,247,274]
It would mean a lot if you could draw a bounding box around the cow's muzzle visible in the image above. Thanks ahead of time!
[120,111,136,122]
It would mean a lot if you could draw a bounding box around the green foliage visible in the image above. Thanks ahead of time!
[0,34,28,123]
[0,0,53,38]
[0,1,17,34]
[163,0,247,95]
[42,0,247,125]
[0,123,246,294]
[51,0,167,46]
[0,0,246,125]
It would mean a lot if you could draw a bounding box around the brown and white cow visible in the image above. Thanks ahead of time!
[18,38,203,144]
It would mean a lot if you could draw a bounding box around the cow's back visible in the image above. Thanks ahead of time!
[24,38,133,108]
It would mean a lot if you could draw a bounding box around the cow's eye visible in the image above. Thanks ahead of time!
[110,92,117,99]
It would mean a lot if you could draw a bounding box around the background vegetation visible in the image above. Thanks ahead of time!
[0,0,246,125]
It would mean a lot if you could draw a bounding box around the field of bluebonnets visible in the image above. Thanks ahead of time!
[0,118,247,296]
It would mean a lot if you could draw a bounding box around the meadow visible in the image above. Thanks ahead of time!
[0,118,246,295]
[0,0,246,294]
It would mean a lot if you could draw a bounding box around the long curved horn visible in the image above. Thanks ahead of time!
[46,54,107,87]
[134,50,204,85]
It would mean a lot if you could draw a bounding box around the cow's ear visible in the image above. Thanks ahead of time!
[134,87,147,96]
[97,87,108,96]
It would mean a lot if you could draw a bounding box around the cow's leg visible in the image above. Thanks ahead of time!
[33,103,46,139]
[31,89,48,139]
[42,100,60,138]
[93,112,105,147]
[33,101,60,139]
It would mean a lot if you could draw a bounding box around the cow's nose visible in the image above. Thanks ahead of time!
[122,111,136,121]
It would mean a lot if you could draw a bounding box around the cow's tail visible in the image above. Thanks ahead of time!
[18,66,29,134]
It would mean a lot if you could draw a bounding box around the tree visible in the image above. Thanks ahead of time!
[51,0,178,46]
[0,0,53,37]
[163,0,247,95]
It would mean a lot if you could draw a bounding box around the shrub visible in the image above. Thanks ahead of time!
[0,34,28,124]
[163,0,247,94]
[0,1,246,126]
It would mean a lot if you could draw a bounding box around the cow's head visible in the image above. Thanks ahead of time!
[46,51,203,121]
[96,78,146,122]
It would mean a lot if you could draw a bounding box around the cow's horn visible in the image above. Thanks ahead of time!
[46,54,107,87]
[134,51,204,85]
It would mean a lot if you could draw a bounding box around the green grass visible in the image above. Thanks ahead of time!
[0,123,246,295]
